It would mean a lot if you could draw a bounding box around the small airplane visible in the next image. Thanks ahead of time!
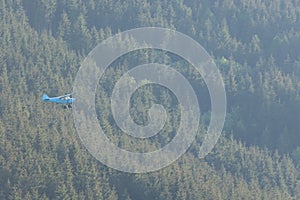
[42,93,75,109]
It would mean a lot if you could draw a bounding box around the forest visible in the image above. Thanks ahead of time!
[1,0,300,199]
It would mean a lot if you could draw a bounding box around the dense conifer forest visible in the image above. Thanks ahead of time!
[1,0,300,199]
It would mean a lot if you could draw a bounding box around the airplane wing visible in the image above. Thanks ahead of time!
[58,93,73,99]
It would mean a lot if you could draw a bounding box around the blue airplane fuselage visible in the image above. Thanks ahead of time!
[42,94,75,105]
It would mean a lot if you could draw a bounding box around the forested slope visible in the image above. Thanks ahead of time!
[1,0,300,199]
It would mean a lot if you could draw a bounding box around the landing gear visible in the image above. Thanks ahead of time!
[63,104,72,109]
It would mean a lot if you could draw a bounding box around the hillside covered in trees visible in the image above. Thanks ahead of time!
[1,0,300,199]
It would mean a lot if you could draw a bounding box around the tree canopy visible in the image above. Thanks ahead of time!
[1,0,300,199]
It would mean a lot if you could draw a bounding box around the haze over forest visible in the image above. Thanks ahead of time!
[1,0,300,199]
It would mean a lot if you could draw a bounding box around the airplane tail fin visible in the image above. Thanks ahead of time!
[42,94,49,101]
